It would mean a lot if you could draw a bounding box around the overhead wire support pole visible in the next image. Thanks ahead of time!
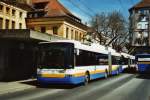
[105,34,122,76]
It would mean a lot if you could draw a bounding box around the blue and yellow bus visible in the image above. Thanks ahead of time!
[136,54,150,74]
[37,40,124,85]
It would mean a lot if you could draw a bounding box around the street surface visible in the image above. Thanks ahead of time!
[0,74,150,100]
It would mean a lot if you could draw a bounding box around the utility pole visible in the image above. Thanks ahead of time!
[105,34,122,76]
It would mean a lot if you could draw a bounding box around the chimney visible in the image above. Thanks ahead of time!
[26,0,32,5]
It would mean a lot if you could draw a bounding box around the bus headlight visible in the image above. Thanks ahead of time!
[37,68,41,74]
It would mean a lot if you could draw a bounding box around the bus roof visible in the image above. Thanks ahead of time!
[135,54,150,56]
[47,40,121,56]
[121,52,135,59]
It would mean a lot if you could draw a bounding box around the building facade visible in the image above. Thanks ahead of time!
[0,0,32,29]
[26,0,87,42]
[129,0,150,46]
[129,0,150,54]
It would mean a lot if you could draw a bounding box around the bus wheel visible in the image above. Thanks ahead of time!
[83,72,90,85]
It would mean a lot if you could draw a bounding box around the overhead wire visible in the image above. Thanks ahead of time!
[78,0,96,15]
[117,0,127,17]
[130,0,135,5]
[67,0,93,18]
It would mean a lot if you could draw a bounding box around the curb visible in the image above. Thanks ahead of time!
[0,85,36,95]
[0,79,37,95]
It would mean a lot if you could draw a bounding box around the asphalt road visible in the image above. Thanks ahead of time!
[0,74,150,100]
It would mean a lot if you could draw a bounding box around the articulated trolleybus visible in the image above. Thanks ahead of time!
[136,54,150,74]
[120,53,135,72]
[37,40,122,85]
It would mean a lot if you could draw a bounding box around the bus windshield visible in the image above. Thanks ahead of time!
[38,43,74,69]
[136,55,150,62]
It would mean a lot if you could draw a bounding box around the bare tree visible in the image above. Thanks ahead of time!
[90,12,110,44]
[90,11,128,51]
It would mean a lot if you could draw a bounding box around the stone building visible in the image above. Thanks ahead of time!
[26,0,88,42]
[0,1,35,81]
[129,0,150,54]
[0,0,33,29]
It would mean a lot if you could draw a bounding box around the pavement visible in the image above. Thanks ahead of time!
[0,79,36,95]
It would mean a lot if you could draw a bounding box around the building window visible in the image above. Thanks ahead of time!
[28,14,33,18]
[12,9,16,16]
[41,27,46,33]
[0,18,3,29]
[19,12,23,18]
[0,4,3,12]
[75,31,78,40]
[19,23,22,29]
[5,19,9,29]
[30,27,34,30]
[145,24,148,29]
[34,13,38,18]
[71,30,74,39]
[137,24,142,29]
[66,27,69,38]
[144,10,149,15]
[12,21,15,29]
[6,7,10,15]
[53,27,58,35]
[79,33,82,41]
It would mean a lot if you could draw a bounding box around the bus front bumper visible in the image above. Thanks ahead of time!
[37,76,85,85]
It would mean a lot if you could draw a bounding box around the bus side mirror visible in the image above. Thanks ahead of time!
[74,49,80,55]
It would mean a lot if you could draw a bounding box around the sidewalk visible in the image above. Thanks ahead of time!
[0,79,36,95]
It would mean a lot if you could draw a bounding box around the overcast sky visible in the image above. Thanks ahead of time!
[59,0,141,24]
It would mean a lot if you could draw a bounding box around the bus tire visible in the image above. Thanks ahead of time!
[83,72,90,85]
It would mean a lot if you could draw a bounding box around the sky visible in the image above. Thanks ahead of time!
[59,0,141,24]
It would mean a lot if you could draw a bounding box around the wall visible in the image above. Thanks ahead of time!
[26,18,87,42]
[0,1,27,29]
[0,40,38,81]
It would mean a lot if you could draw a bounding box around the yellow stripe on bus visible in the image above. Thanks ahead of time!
[90,70,105,74]
[112,66,119,71]
[73,73,85,77]
[137,62,150,64]
[41,74,65,78]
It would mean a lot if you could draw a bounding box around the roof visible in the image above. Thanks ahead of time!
[129,0,150,11]
[32,0,50,3]
[32,0,81,21]
[0,0,34,11]
[0,29,65,42]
